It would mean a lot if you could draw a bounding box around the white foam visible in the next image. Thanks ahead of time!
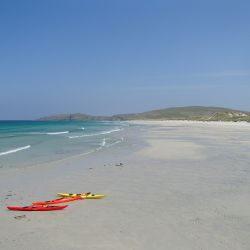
[0,145,31,156]
[106,139,123,147]
[68,135,83,139]
[68,128,123,139]
[30,131,69,135]
[100,138,106,147]
[46,131,69,135]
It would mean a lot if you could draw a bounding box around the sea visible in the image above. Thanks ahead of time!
[0,120,127,169]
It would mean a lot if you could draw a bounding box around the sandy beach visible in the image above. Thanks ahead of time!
[1,120,250,250]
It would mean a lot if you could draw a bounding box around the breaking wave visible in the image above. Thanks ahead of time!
[0,145,31,156]
[46,131,69,135]
[100,138,106,147]
[68,128,123,139]
[30,131,69,135]
[106,137,124,147]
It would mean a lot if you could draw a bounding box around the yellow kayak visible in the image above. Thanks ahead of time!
[57,193,105,199]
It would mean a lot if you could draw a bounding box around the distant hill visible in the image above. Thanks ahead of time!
[38,106,250,122]
[38,113,110,121]
[114,106,250,122]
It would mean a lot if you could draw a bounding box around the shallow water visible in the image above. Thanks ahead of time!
[0,120,127,169]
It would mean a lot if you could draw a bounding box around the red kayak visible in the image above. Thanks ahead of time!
[7,205,68,211]
[32,196,82,205]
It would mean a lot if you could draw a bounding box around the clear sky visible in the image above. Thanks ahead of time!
[0,0,249,119]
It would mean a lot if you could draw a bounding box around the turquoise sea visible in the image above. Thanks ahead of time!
[0,121,126,169]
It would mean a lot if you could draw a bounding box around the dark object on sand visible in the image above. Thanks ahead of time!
[14,215,26,220]
[115,163,123,166]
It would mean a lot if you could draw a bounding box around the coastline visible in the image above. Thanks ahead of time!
[1,121,250,249]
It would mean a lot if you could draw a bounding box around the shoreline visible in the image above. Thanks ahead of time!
[1,121,250,249]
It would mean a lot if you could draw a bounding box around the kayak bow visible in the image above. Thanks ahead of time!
[32,196,82,205]
[57,193,105,199]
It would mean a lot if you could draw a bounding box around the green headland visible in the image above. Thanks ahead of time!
[38,106,250,122]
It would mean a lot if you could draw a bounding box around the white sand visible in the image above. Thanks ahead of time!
[1,120,250,250]
[136,139,205,160]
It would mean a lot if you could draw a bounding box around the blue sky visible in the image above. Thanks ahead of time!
[0,0,249,119]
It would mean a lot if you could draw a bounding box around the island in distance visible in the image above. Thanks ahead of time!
[38,106,250,122]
